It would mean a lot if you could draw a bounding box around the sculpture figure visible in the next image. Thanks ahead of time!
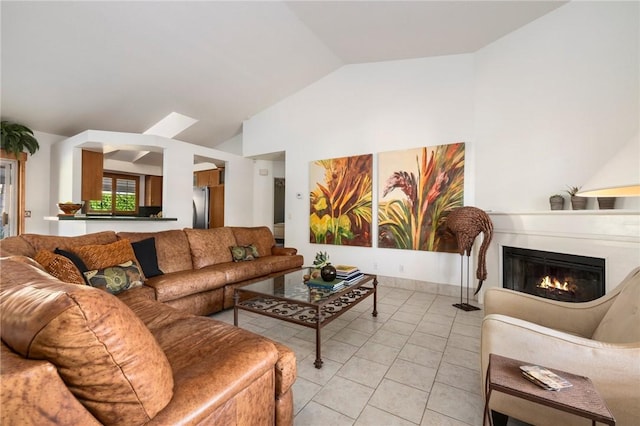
[446,206,493,308]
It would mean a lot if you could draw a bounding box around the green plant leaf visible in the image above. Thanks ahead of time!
[0,120,40,156]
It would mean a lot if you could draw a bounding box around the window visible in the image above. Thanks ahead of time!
[88,173,139,215]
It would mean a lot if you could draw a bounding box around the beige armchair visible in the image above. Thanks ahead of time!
[481,267,640,426]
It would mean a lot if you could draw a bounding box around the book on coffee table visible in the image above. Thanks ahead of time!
[340,272,364,284]
[335,265,359,275]
[306,277,345,291]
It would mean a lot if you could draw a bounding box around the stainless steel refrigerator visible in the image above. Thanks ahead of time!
[193,187,209,229]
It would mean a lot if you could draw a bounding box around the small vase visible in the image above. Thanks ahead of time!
[320,264,337,282]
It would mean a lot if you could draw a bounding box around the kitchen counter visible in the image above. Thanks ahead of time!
[49,215,177,221]
[44,215,181,236]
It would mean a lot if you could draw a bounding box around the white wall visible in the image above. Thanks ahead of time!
[48,130,255,230]
[24,131,65,234]
[244,54,476,286]
[213,133,243,156]
[273,160,285,178]
[243,1,639,290]
[252,160,275,227]
[475,1,639,211]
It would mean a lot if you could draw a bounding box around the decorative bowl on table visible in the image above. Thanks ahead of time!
[58,202,83,216]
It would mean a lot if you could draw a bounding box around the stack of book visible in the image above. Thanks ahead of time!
[335,265,364,285]
[519,365,573,391]
[306,277,345,291]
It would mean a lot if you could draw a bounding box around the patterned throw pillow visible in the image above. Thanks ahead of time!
[229,244,260,262]
[54,247,89,284]
[73,239,146,281]
[83,260,144,294]
[34,250,86,285]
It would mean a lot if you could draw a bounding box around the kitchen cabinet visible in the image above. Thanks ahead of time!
[81,149,103,201]
[194,168,223,187]
[144,175,163,206]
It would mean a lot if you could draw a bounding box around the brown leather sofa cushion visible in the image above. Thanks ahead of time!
[205,261,273,284]
[231,226,276,258]
[119,290,280,424]
[0,235,36,257]
[0,257,174,425]
[145,268,227,302]
[20,231,118,253]
[118,230,194,273]
[184,227,236,269]
[1,343,102,426]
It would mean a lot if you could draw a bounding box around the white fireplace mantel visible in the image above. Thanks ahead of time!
[480,210,640,303]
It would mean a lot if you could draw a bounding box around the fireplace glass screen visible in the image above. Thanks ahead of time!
[503,246,605,303]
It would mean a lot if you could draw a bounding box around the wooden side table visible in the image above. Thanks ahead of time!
[484,354,615,426]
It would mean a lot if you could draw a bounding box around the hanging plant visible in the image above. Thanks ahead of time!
[1,120,40,157]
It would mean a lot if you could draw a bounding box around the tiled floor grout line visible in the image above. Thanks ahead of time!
[212,287,493,425]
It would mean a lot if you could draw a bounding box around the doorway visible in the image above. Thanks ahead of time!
[0,158,18,239]
[274,177,285,245]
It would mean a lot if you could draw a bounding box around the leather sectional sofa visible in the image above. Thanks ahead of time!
[0,226,303,425]
[0,226,304,316]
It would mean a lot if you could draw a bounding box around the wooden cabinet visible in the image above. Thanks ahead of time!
[194,169,223,187]
[144,175,163,206]
[209,185,224,228]
[81,150,103,201]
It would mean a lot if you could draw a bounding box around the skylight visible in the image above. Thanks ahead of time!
[143,112,198,138]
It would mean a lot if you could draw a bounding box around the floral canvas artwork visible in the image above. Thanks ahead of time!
[378,143,465,252]
[309,154,373,246]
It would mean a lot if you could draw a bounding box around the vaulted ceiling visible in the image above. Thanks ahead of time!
[1,1,566,149]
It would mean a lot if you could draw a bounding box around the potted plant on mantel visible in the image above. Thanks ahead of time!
[565,185,587,210]
[0,120,40,158]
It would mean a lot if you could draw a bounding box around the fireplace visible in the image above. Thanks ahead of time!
[503,246,605,303]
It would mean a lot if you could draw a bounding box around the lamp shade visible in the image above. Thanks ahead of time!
[577,133,640,197]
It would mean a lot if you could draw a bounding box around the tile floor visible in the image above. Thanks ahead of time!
[211,285,523,426]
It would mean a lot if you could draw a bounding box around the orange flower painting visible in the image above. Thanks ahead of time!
[309,154,373,246]
[378,143,464,252]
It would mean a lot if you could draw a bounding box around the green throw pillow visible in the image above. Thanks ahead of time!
[230,244,260,262]
[84,260,144,294]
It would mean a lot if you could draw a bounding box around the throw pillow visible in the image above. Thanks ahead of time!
[34,250,86,285]
[230,244,260,262]
[54,247,89,284]
[72,239,146,281]
[131,237,163,278]
[84,260,144,294]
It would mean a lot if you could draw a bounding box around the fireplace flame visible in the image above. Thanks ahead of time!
[538,276,569,291]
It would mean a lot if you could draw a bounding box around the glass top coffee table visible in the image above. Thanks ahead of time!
[234,267,378,368]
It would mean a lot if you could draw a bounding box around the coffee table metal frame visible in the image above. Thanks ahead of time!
[484,353,615,426]
[233,268,377,368]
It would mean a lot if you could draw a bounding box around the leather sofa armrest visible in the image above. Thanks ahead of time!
[272,247,297,256]
[271,341,297,396]
[271,341,296,426]
[1,344,101,426]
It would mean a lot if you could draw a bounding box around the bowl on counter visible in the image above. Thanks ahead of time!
[58,202,83,216]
